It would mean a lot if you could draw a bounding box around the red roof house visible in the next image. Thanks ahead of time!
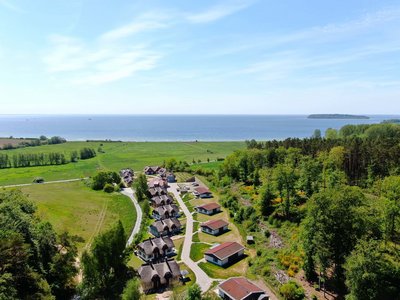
[204,242,245,267]
[201,219,229,236]
[218,277,269,300]
[195,202,221,215]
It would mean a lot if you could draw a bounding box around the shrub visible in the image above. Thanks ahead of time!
[262,265,270,276]
[92,171,120,190]
[279,281,305,300]
[103,183,114,193]
[33,177,44,183]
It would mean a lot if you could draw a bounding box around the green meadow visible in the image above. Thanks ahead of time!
[0,141,244,185]
[7,180,136,252]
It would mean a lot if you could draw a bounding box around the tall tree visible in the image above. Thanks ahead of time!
[302,187,370,281]
[80,221,128,299]
[186,283,202,300]
[344,239,400,300]
[274,164,297,218]
[134,173,149,202]
[259,181,275,216]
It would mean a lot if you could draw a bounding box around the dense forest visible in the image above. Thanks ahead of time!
[208,123,400,299]
[0,190,78,299]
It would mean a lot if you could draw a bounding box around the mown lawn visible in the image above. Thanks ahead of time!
[198,258,248,279]
[189,243,210,262]
[11,181,136,252]
[0,141,244,185]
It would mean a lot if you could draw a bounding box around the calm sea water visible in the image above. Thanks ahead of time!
[0,115,397,141]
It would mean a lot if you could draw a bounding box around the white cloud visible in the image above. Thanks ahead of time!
[43,34,161,85]
[100,13,171,41]
[186,0,254,23]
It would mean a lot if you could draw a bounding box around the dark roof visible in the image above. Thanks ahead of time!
[148,178,168,188]
[148,187,167,197]
[137,237,175,256]
[138,260,181,285]
[151,218,182,233]
[201,219,229,231]
[219,278,266,300]
[144,166,160,173]
[195,187,211,194]
[151,195,173,206]
[153,204,179,216]
[197,202,220,211]
[205,242,244,260]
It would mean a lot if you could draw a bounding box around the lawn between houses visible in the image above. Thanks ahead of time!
[0,141,244,185]
[8,180,136,252]
[184,176,250,280]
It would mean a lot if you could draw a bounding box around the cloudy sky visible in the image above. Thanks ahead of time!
[0,0,399,114]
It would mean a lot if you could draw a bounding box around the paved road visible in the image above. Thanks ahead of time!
[168,183,213,293]
[1,177,88,188]
[121,188,143,246]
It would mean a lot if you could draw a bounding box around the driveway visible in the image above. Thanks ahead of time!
[121,188,143,246]
[168,183,213,292]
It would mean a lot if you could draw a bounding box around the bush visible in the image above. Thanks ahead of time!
[92,171,121,190]
[103,183,114,193]
[33,177,44,183]
[262,266,270,276]
[121,278,141,300]
[279,281,305,300]
[80,148,96,160]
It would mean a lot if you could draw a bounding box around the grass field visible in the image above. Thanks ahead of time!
[189,243,210,262]
[198,258,248,279]
[0,141,244,185]
[9,180,136,252]
[0,137,36,147]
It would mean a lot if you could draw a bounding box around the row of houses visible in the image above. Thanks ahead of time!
[144,166,176,183]
[136,174,269,299]
[147,177,183,238]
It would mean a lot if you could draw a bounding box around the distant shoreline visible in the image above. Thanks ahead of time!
[308,114,370,120]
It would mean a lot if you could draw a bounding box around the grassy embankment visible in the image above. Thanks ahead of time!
[0,141,244,185]
[7,180,136,252]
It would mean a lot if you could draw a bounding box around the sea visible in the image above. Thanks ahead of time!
[0,115,398,142]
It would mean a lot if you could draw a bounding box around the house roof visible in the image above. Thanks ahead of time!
[148,186,167,197]
[151,218,182,233]
[144,166,160,173]
[137,237,175,256]
[218,277,267,300]
[148,178,168,188]
[138,259,181,285]
[201,219,229,231]
[195,187,211,194]
[151,195,173,206]
[197,202,220,211]
[153,204,179,217]
[205,242,244,260]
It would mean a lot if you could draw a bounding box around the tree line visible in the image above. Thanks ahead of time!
[1,135,67,150]
[0,147,97,169]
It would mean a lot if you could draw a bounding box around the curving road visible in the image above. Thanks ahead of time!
[121,188,143,246]
[168,183,213,293]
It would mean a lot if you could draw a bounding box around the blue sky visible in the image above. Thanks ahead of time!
[0,0,399,114]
